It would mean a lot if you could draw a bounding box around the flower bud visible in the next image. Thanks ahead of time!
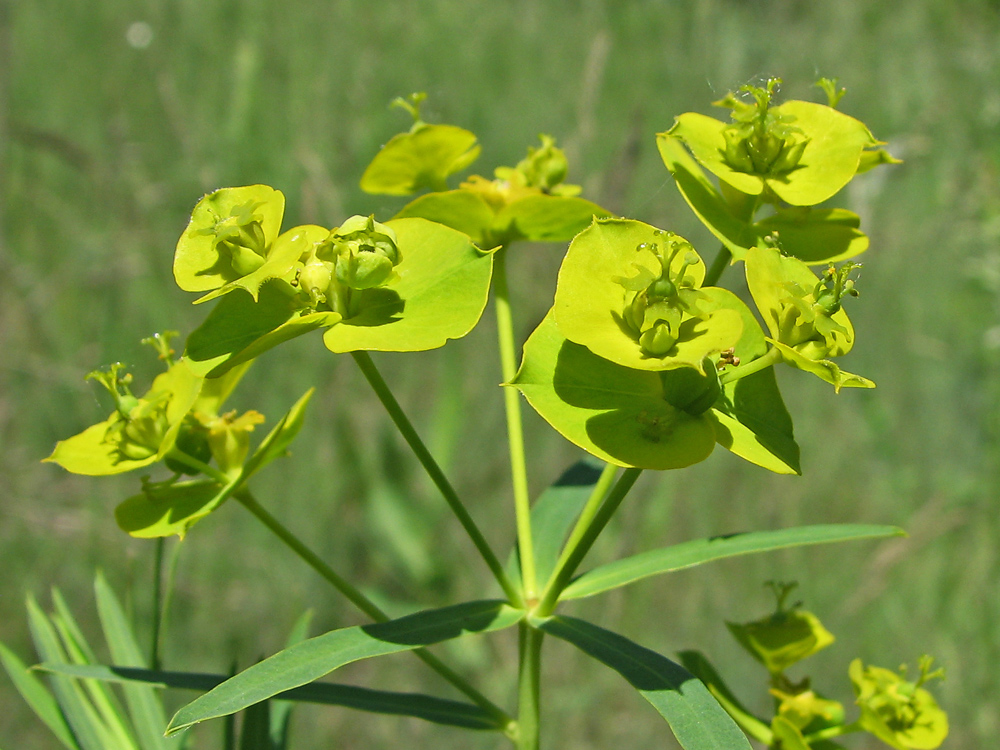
[298,258,334,306]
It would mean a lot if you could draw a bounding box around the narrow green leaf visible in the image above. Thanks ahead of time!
[0,641,80,749]
[241,389,315,480]
[507,458,605,589]
[561,524,904,600]
[536,615,751,750]
[95,573,179,750]
[676,651,772,744]
[50,605,137,750]
[167,600,522,734]
[41,665,503,732]
[27,596,120,750]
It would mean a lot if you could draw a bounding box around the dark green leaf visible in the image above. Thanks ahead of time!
[167,600,522,733]
[561,525,904,600]
[535,616,751,750]
[676,651,772,744]
[41,665,502,732]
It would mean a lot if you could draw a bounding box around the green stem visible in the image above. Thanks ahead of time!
[541,462,618,594]
[235,489,513,730]
[493,247,537,603]
[351,350,521,606]
[236,489,387,620]
[149,538,164,670]
[515,622,543,750]
[163,449,513,728]
[719,346,782,385]
[536,468,642,615]
[703,245,732,287]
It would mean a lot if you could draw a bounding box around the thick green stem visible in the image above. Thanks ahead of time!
[703,245,732,287]
[720,346,782,385]
[536,468,642,615]
[541,462,618,594]
[493,247,537,603]
[351,350,521,606]
[515,622,543,750]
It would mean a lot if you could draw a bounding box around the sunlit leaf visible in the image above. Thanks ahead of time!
[512,313,716,470]
[322,218,493,353]
[561,525,903,600]
[360,125,480,195]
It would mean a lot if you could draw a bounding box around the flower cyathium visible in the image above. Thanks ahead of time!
[726,582,835,676]
[715,78,809,178]
[669,80,887,207]
[554,218,744,373]
[850,656,948,750]
[46,358,202,476]
[174,185,285,294]
[744,244,874,391]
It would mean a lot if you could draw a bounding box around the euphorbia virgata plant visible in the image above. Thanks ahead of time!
[4,79,946,750]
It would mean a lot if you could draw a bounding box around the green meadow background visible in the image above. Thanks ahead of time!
[2,0,998,747]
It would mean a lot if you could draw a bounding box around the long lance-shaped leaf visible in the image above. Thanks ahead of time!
[94,573,180,750]
[48,603,137,750]
[561,524,904,600]
[167,600,522,734]
[26,595,121,750]
[0,641,80,749]
[39,664,503,732]
[535,615,751,750]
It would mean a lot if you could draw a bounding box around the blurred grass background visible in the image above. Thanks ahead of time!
[2,0,999,747]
